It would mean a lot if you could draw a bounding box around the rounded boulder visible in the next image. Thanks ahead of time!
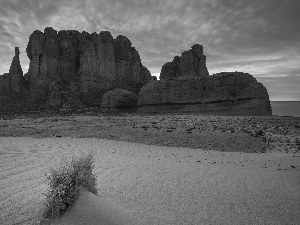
[100,88,138,110]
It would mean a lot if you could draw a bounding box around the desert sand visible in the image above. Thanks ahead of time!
[48,188,134,225]
[0,113,300,224]
[1,113,300,153]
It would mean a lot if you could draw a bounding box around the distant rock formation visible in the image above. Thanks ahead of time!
[138,45,272,116]
[0,35,273,116]
[100,88,138,112]
[25,27,151,105]
[160,44,209,80]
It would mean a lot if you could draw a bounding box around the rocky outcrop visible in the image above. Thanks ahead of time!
[1,36,272,116]
[25,27,151,105]
[138,44,272,116]
[160,44,209,80]
[0,73,12,106]
[138,72,272,116]
[0,47,28,108]
[8,47,28,95]
[100,88,138,112]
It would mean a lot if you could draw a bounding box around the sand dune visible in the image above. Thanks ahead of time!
[0,137,300,224]
[49,189,134,225]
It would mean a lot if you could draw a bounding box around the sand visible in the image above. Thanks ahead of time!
[1,136,300,224]
[1,113,300,153]
[49,189,134,225]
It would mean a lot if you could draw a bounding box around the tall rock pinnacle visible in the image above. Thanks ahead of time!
[8,47,27,95]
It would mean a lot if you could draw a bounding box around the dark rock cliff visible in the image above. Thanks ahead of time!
[138,72,272,116]
[24,27,151,105]
[0,47,28,109]
[0,36,272,116]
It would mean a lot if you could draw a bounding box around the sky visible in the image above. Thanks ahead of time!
[0,0,299,101]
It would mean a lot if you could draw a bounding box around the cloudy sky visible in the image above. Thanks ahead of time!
[0,0,299,101]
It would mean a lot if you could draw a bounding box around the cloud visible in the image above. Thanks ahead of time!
[0,0,299,100]
[258,76,300,101]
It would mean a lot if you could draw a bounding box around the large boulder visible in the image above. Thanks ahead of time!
[138,71,272,116]
[25,27,151,105]
[160,44,209,80]
[100,88,138,111]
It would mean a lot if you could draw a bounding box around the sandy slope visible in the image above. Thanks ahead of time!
[49,189,134,225]
[0,137,300,225]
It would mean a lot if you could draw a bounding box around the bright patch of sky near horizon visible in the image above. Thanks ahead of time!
[0,0,299,101]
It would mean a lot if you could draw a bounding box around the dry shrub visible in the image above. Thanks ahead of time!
[41,152,97,221]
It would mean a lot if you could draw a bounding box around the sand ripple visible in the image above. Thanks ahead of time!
[0,137,300,224]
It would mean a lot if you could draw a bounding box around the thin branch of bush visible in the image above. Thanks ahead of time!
[41,152,98,222]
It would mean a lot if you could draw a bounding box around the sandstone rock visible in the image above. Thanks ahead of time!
[57,30,80,85]
[137,77,206,106]
[160,57,180,80]
[138,71,272,116]
[139,65,152,87]
[0,48,28,109]
[100,88,138,111]
[202,72,256,103]
[25,27,151,105]
[0,73,12,105]
[48,80,82,107]
[79,31,107,97]
[232,81,272,115]
[26,30,46,101]
[114,35,151,93]
[48,81,63,106]
[237,81,270,100]
[8,47,28,95]
[160,44,209,80]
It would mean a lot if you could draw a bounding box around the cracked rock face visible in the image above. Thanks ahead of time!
[160,44,209,80]
[24,27,151,105]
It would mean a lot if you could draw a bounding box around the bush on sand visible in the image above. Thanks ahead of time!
[41,152,97,222]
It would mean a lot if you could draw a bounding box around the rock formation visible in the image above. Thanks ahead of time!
[8,47,28,95]
[0,73,12,107]
[100,88,138,112]
[0,28,151,111]
[160,44,209,80]
[0,47,28,108]
[0,34,272,116]
[25,27,151,105]
[138,45,272,116]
